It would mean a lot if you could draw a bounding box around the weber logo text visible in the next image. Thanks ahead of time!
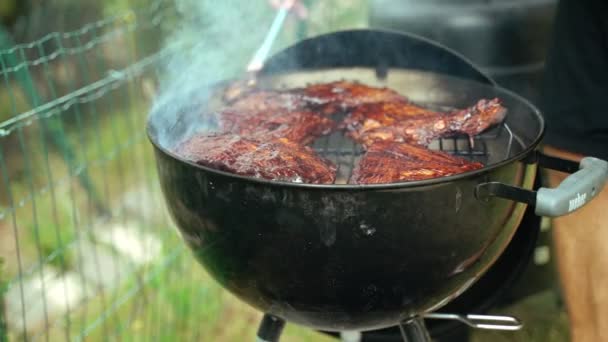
[568,193,587,212]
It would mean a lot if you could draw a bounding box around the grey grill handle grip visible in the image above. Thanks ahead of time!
[475,155,608,218]
[536,157,608,217]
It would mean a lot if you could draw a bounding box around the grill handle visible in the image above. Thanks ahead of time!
[476,153,608,217]
[536,156,608,216]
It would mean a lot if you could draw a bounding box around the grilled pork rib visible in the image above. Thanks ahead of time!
[216,89,336,144]
[344,98,507,147]
[299,81,409,115]
[175,134,337,184]
[219,108,335,145]
[215,80,409,144]
[350,141,484,184]
[176,81,504,184]
[224,81,409,115]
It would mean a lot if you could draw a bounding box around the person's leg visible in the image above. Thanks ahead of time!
[544,146,608,342]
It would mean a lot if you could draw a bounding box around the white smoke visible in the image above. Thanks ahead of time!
[149,0,279,149]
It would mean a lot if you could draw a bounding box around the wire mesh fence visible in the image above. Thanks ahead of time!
[0,1,187,340]
[0,0,367,340]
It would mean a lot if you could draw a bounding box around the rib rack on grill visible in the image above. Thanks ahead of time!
[175,134,337,184]
[344,98,507,147]
[350,141,484,184]
[176,81,508,184]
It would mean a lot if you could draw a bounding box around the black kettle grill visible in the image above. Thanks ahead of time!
[146,30,608,341]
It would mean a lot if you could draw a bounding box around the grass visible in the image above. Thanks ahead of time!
[40,229,335,342]
[0,95,151,275]
[471,290,569,342]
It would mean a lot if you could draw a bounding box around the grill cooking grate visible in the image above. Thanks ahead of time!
[312,122,514,184]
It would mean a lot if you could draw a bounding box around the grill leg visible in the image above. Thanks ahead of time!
[256,314,285,342]
[340,331,362,342]
[399,317,432,342]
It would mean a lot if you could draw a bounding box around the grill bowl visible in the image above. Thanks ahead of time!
[147,67,543,331]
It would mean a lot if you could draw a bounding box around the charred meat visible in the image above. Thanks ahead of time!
[216,81,414,144]
[219,108,335,145]
[344,98,507,147]
[342,100,444,133]
[215,81,412,144]
[175,134,337,184]
[224,81,409,115]
[217,89,336,144]
[350,141,484,184]
[300,81,409,115]
[181,81,506,184]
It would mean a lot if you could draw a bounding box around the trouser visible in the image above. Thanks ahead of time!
[544,145,608,342]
